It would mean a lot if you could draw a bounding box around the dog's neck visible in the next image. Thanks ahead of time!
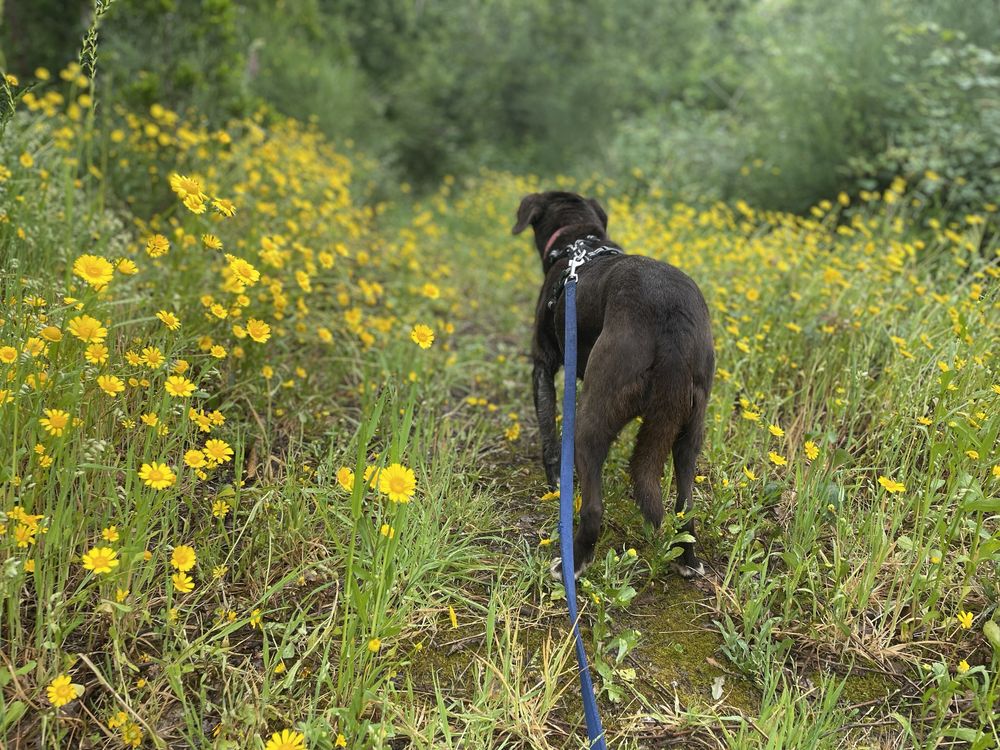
[542,224,606,263]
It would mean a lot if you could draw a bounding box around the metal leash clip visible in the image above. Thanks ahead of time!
[567,243,588,282]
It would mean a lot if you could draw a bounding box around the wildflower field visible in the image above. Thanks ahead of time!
[1,59,999,750]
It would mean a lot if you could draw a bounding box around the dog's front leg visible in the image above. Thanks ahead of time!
[532,361,560,489]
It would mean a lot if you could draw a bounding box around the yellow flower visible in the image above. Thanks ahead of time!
[172,571,195,593]
[108,711,128,729]
[212,499,231,518]
[73,254,115,288]
[170,544,196,572]
[203,439,233,464]
[768,424,784,438]
[410,324,434,349]
[768,452,787,467]
[264,729,306,750]
[67,314,107,342]
[97,374,125,397]
[46,674,83,707]
[82,546,120,575]
[102,525,120,542]
[336,467,355,492]
[185,449,207,468]
[121,722,143,748]
[117,258,139,275]
[877,476,906,493]
[378,463,417,503]
[183,194,207,214]
[138,461,176,489]
[227,255,260,286]
[741,409,760,421]
[202,234,223,250]
[213,198,237,217]
[957,610,973,629]
[156,310,181,330]
[957,659,970,674]
[85,342,109,365]
[142,346,165,368]
[368,638,381,653]
[40,408,71,436]
[40,325,63,342]
[0,345,16,363]
[15,524,37,547]
[165,375,196,397]
[246,318,271,343]
[169,173,206,200]
[23,337,45,356]
[804,441,819,460]
[249,609,262,628]
[742,466,757,481]
[145,234,170,258]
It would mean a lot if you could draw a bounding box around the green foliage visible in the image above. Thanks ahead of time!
[99,0,251,122]
[0,0,90,75]
[4,0,996,214]
[849,23,1000,216]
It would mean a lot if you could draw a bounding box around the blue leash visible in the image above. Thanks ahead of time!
[559,255,607,749]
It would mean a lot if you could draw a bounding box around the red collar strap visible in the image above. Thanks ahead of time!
[543,226,573,259]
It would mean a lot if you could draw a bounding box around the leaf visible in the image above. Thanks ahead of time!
[964,498,1000,513]
[616,667,637,683]
[711,675,725,701]
[0,701,26,733]
[0,661,35,688]
[941,728,981,743]
[614,585,637,606]
[890,712,914,739]
[983,620,1000,652]
[977,538,1000,560]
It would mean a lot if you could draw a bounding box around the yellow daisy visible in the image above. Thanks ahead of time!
[378,463,417,503]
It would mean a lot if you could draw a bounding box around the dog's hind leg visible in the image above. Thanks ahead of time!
[671,393,708,578]
[629,414,679,531]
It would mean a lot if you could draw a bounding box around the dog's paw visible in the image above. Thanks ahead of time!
[672,560,706,579]
[549,557,590,582]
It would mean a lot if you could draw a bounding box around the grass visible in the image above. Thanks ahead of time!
[1,60,999,750]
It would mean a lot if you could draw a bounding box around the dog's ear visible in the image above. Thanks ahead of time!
[512,193,542,235]
[588,198,608,231]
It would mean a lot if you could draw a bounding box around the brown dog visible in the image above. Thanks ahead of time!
[513,191,714,578]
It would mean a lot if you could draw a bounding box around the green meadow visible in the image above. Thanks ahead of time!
[1,2,998,748]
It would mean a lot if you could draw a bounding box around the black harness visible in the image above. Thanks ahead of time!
[545,235,623,310]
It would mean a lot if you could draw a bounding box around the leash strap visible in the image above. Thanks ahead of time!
[560,257,608,750]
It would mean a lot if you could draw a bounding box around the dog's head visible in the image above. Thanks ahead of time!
[511,191,608,260]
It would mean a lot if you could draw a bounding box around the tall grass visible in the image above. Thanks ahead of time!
[1,55,998,750]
